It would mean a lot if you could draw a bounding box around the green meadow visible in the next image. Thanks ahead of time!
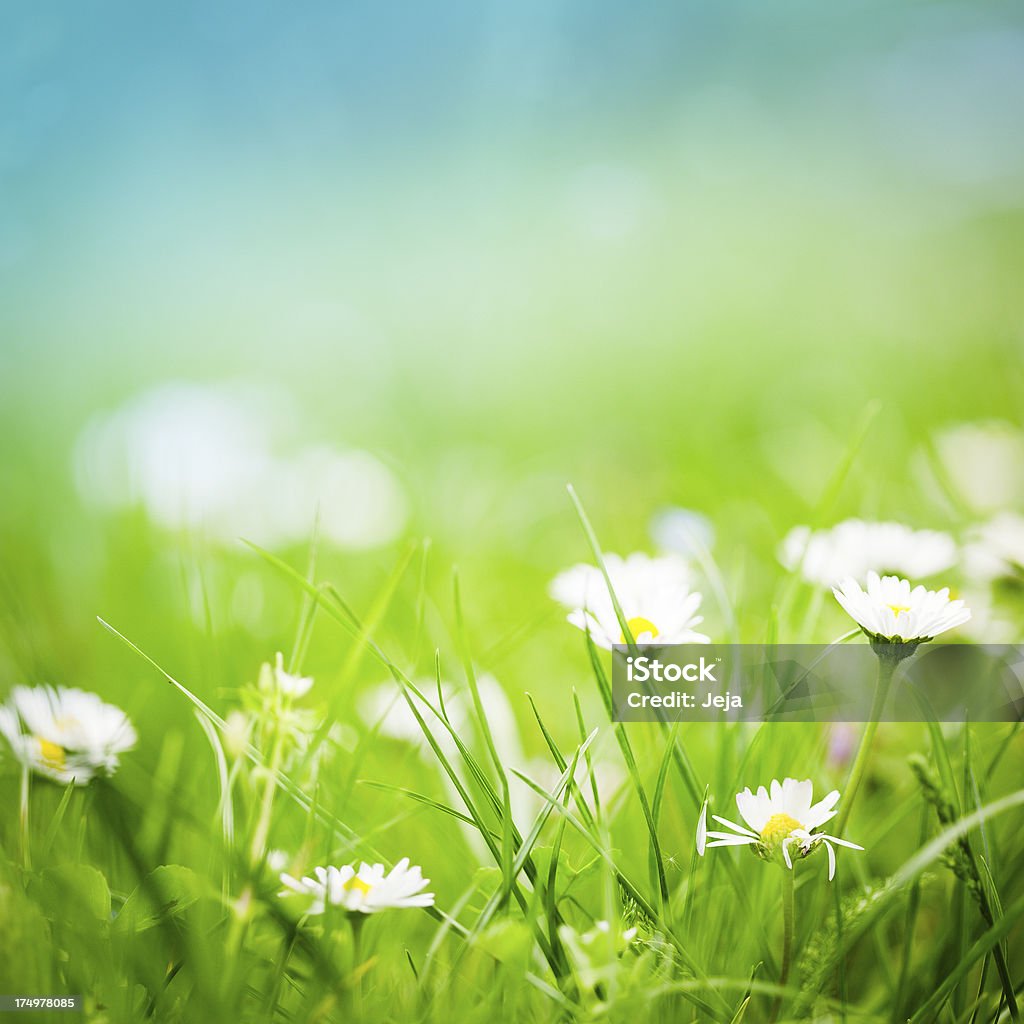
[1,375,1022,1022]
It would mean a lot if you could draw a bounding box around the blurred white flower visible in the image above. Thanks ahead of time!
[223,710,252,759]
[243,656,320,771]
[780,519,957,587]
[955,591,1020,644]
[266,849,290,873]
[550,553,709,648]
[280,857,434,915]
[698,778,862,881]
[0,685,136,786]
[262,652,313,699]
[359,674,520,758]
[73,381,407,549]
[523,754,625,815]
[558,918,639,986]
[962,513,1024,582]
[833,572,970,643]
[650,507,715,558]
[285,447,407,549]
[933,421,1024,514]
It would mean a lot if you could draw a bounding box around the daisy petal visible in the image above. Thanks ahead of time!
[711,814,759,839]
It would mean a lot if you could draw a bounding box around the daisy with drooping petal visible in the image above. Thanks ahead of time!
[280,857,435,915]
[0,685,136,786]
[833,572,970,645]
[697,778,863,881]
[780,519,957,587]
[550,552,709,649]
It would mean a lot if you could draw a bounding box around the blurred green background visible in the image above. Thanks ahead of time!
[3,0,1023,775]
[2,2,1023,724]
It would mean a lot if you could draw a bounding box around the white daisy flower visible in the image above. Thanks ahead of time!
[697,778,863,881]
[833,572,971,644]
[0,685,137,786]
[780,519,957,587]
[279,857,434,915]
[550,552,709,649]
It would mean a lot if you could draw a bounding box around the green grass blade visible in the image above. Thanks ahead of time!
[584,631,669,909]
[908,889,1024,1024]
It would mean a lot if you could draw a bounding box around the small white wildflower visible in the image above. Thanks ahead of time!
[833,572,970,644]
[697,777,863,881]
[261,652,313,699]
[266,849,290,873]
[280,857,434,915]
[558,917,640,988]
[0,685,136,786]
[550,552,709,649]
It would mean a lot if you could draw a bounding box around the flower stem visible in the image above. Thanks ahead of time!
[835,653,897,836]
[350,914,366,1013]
[769,865,795,1023]
[250,731,284,864]
[19,764,31,870]
[225,727,286,995]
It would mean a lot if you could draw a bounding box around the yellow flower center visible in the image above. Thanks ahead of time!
[620,616,659,643]
[760,813,803,846]
[886,603,910,616]
[342,876,372,896]
[37,738,66,768]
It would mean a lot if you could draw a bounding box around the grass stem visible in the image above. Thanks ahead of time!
[769,865,796,1023]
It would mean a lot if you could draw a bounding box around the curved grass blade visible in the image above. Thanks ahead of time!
[908,889,1024,1024]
